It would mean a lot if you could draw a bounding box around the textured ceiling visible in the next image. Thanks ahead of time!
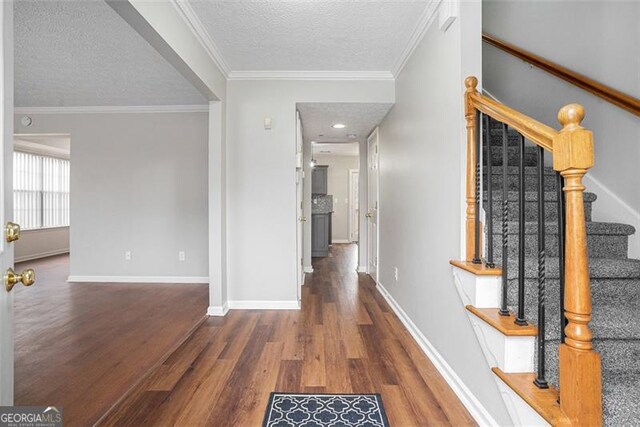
[14,1,207,107]
[188,1,430,71]
[297,103,393,146]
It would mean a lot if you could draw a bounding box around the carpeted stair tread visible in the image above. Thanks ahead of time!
[542,339,640,426]
[491,221,635,236]
[486,190,597,203]
[505,257,640,280]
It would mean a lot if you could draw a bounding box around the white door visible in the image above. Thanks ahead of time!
[295,111,304,299]
[0,2,14,404]
[367,129,379,283]
[348,169,359,242]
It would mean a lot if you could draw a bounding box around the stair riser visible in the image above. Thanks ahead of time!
[483,146,539,167]
[486,199,593,221]
[489,233,629,259]
[488,173,558,191]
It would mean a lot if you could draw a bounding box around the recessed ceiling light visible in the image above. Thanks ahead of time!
[332,123,346,129]
[311,141,316,144]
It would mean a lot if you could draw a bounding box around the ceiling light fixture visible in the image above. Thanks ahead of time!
[332,123,346,129]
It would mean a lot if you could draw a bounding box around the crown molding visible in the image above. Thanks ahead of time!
[227,70,395,81]
[391,0,442,78]
[14,105,209,114]
[171,0,231,78]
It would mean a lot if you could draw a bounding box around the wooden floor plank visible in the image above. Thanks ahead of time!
[99,244,476,426]
[13,254,208,427]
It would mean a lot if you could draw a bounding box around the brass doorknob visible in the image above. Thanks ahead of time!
[5,222,20,242]
[5,268,36,292]
[299,216,307,222]
[365,212,372,218]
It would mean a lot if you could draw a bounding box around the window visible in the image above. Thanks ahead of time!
[14,151,70,230]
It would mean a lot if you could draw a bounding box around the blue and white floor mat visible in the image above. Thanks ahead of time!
[263,393,390,427]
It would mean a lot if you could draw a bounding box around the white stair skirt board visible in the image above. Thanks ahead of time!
[227,300,301,310]
[494,375,550,427]
[208,303,229,317]
[452,266,501,308]
[67,276,209,284]
[466,312,535,373]
[376,281,499,427]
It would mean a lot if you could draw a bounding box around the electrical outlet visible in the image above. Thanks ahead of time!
[125,251,132,261]
[179,251,186,262]
[394,267,399,281]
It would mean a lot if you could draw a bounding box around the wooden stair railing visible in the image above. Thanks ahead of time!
[464,76,603,426]
[483,33,640,118]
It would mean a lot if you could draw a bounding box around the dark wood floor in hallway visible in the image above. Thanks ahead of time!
[100,244,476,426]
[14,255,208,427]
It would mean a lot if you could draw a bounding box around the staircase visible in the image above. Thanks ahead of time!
[450,76,622,426]
[484,120,640,425]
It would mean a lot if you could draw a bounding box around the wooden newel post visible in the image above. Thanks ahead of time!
[464,76,479,261]
[552,104,603,426]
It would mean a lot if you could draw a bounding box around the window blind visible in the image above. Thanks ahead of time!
[13,151,70,230]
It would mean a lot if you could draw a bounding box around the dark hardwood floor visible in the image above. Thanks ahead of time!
[14,254,208,427]
[99,244,476,426]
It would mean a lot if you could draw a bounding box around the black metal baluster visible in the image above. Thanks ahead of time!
[534,146,549,388]
[499,123,510,316]
[515,134,528,326]
[485,115,495,268]
[472,110,482,264]
[557,172,567,343]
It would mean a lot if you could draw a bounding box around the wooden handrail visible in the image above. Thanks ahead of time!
[483,33,640,118]
[463,76,603,425]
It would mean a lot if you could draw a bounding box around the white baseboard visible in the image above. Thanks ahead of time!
[303,265,314,273]
[227,300,301,310]
[208,302,229,316]
[584,174,640,258]
[67,275,209,284]
[15,249,69,263]
[357,265,367,273]
[376,281,499,427]
[331,239,350,244]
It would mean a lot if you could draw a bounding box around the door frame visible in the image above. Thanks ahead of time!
[295,110,304,300]
[0,0,14,404]
[348,168,359,243]
[366,128,379,283]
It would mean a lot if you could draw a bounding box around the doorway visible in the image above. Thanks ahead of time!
[367,128,379,283]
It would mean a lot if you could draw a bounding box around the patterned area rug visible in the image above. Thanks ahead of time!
[263,393,390,427]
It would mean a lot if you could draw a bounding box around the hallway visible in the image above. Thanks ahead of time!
[101,244,475,426]
[13,255,208,426]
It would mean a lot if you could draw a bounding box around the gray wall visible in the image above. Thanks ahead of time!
[377,1,511,423]
[226,79,394,303]
[15,227,69,262]
[315,154,359,242]
[483,0,640,256]
[13,112,209,279]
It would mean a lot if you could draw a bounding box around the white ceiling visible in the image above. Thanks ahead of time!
[297,103,393,146]
[313,142,359,157]
[14,1,207,108]
[187,0,431,73]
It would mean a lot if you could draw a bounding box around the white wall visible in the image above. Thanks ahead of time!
[13,112,209,281]
[15,227,69,263]
[314,154,359,242]
[226,79,394,303]
[483,0,640,256]
[376,1,511,424]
